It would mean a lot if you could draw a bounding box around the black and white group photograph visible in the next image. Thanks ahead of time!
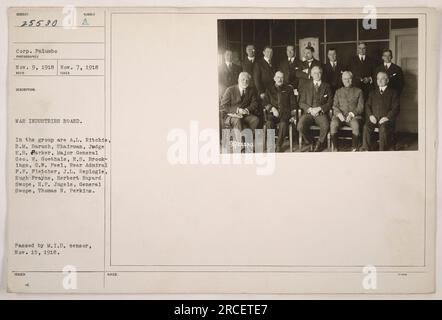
[2,1,441,304]
[218,18,418,153]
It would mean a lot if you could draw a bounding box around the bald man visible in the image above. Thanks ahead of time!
[220,72,260,133]
[361,71,400,151]
[263,71,298,152]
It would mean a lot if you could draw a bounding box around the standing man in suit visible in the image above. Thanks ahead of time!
[278,45,302,89]
[296,46,322,92]
[218,49,242,99]
[361,71,400,151]
[253,46,276,99]
[263,71,298,152]
[242,44,256,86]
[330,71,364,152]
[374,49,405,95]
[297,66,333,152]
[323,48,346,96]
[220,72,260,131]
[348,42,376,100]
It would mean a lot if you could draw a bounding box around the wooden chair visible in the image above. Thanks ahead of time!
[263,107,299,153]
[330,110,361,151]
[297,109,332,151]
[288,109,301,152]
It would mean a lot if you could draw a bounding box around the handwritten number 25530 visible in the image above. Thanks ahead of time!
[20,19,58,27]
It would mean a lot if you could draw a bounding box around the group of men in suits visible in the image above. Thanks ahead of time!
[219,41,404,152]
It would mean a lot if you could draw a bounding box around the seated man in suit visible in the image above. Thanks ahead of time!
[220,72,260,148]
[374,49,404,95]
[253,46,276,99]
[297,66,333,152]
[361,71,400,151]
[296,46,322,92]
[278,45,302,90]
[330,71,364,152]
[218,49,241,99]
[263,71,298,152]
[323,48,346,96]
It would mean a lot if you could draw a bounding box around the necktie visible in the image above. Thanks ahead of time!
[380,89,384,95]
[385,64,389,71]
[277,86,281,106]
[240,89,245,102]
[332,62,336,70]
[314,82,319,92]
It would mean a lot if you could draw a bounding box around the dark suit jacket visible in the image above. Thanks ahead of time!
[295,59,322,91]
[323,61,346,94]
[278,58,302,89]
[365,86,400,120]
[374,63,404,95]
[220,85,258,116]
[241,57,256,84]
[218,62,241,97]
[263,84,297,121]
[299,81,333,114]
[348,55,376,89]
[253,58,276,95]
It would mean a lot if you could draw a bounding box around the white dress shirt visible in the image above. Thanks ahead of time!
[379,85,387,93]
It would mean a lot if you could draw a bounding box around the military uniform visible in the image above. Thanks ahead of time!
[330,86,364,150]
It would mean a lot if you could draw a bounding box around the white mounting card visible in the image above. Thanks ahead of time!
[6,7,438,293]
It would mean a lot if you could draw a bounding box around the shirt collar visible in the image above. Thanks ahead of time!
[264,57,271,64]
[385,62,392,67]
[314,80,321,86]
[379,85,387,91]
[248,56,254,62]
